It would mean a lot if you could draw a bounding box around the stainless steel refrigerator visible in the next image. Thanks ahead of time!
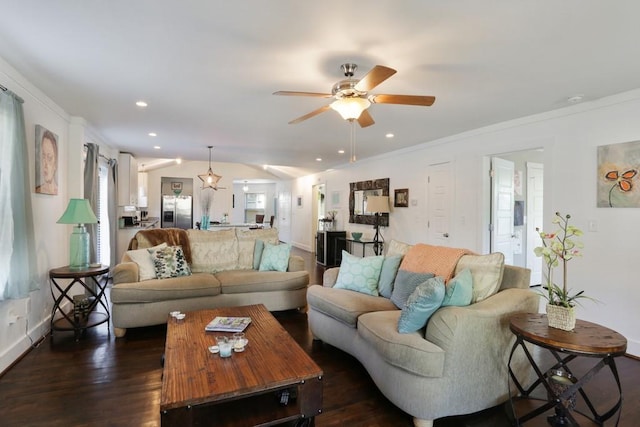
[161,195,193,229]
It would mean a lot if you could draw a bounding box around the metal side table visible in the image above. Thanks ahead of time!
[49,265,110,341]
[507,313,627,426]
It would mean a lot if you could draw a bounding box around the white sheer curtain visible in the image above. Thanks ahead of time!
[0,89,38,300]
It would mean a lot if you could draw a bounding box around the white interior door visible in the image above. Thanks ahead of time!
[277,190,292,243]
[427,162,452,245]
[491,157,515,265]
[526,162,544,285]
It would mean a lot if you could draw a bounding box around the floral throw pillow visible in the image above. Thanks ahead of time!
[151,245,192,279]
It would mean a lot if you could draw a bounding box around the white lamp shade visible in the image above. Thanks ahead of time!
[365,196,390,214]
[330,97,371,120]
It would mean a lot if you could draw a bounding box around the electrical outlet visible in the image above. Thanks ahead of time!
[8,311,18,325]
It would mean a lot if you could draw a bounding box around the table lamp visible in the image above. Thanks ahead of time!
[365,195,390,255]
[57,198,98,269]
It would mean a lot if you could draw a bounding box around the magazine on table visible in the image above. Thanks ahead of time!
[205,316,252,332]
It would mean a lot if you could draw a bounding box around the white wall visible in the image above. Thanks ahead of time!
[291,90,640,357]
[0,57,115,373]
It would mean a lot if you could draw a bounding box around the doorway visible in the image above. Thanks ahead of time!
[488,149,544,285]
[311,183,326,253]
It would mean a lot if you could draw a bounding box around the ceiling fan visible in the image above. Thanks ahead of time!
[273,63,436,127]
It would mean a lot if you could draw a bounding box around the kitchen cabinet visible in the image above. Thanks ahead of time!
[118,153,138,206]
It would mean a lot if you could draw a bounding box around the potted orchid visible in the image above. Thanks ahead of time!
[534,212,592,330]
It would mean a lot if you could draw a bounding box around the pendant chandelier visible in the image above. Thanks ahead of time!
[198,146,224,190]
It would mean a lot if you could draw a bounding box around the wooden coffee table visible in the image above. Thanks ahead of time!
[160,304,323,427]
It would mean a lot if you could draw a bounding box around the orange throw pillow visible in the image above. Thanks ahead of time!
[399,243,471,283]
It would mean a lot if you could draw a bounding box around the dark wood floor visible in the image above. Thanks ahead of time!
[1,247,638,426]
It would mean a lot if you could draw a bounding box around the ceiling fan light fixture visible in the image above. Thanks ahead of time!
[330,97,371,120]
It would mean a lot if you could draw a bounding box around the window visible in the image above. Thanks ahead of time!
[97,160,110,266]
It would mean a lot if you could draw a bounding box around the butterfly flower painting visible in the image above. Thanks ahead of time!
[597,140,640,207]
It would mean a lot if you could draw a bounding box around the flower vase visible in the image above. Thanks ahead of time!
[201,214,210,230]
[546,304,576,331]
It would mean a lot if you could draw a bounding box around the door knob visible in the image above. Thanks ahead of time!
[443,233,449,238]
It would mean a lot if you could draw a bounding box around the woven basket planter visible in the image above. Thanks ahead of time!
[546,304,576,331]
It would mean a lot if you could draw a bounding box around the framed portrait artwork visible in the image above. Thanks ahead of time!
[394,188,409,207]
[35,125,59,195]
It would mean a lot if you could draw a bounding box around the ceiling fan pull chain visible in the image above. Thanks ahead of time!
[350,120,357,163]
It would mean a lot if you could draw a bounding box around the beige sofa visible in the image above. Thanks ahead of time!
[111,227,308,337]
[306,241,539,427]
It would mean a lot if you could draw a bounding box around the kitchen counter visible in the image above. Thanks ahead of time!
[116,218,159,262]
[119,217,159,230]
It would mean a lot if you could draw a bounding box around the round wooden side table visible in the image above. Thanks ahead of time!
[507,313,627,426]
[49,265,110,341]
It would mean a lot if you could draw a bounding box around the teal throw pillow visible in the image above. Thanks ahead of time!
[442,268,473,307]
[334,251,384,296]
[390,270,436,309]
[151,245,192,279]
[258,242,291,272]
[378,255,403,299]
[253,239,265,270]
[398,276,445,333]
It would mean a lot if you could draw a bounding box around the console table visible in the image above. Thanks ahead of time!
[507,313,627,426]
[49,265,110,341]
[342,238,383,257]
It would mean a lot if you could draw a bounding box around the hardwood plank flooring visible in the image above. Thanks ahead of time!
[0,247,637,426]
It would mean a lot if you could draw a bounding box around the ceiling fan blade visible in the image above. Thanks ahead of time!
[273,91,333,98]
[357,109,375,128]
[371,94,436,106]
[288,105,331,124]
[354,65,397,92]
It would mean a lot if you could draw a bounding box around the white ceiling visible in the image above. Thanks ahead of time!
[2,1,640,174]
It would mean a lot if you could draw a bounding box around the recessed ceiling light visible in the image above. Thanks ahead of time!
[136,101,148,107]
[385,133,395,138]
[148,132,157,137]
[153,145,161,150]
[338,150,345,154]
[316,158,322,162]
[567,95,584,104]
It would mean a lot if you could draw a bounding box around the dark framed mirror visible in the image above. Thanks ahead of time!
[349,178,390,226]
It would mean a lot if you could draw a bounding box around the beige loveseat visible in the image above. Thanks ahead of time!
[306,241,539,427]
[111,227,308,337]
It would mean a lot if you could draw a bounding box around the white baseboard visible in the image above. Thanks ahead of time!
[290,241,312,252]
[0,314,50,375]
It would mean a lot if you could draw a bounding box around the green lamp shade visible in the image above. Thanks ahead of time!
[57,198,98,225]
[58,199,98,269]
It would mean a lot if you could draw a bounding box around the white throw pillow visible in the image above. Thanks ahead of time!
[386,239,412,257]
[125,243,167,281]
[454,252,505,302]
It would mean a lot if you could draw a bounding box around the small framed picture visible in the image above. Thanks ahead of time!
[171,182,183,191]
[394,188,409,207]
[331,191,341,208]
[296,195,303,208]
